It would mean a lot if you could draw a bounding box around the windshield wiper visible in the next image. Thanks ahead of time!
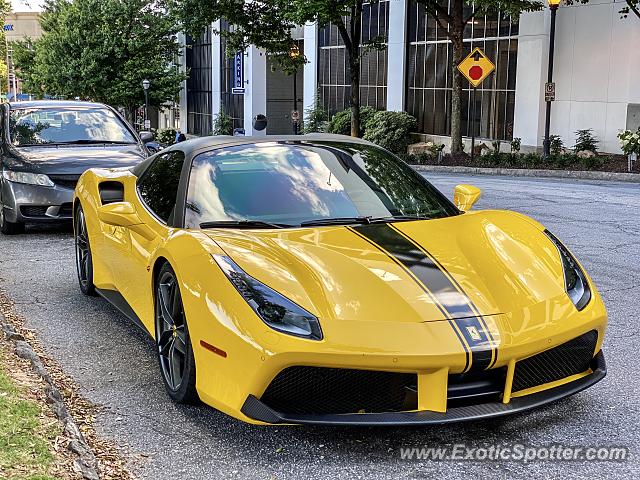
[56,140,136,145]
[300,215,432,227]
[199,220,292,229]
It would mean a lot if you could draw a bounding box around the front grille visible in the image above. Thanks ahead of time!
[20,205,48,217]
[512,330,598,392]
[49,174,80,190]
[447,367,507,408]
[261,367,417,415]
[58,203,73,217]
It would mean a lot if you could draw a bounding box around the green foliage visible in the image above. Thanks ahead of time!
[491,139,501,153]
[617,128,640,155]
[327,106,376,137]
[303,97,329,134]
[510,137,521,153]
[32,0,186,116]
[212,111,234,136]
[574,129,599,153]
[363,111,418,155]
[155,128,177,145]
[11,39,39,97]
[0,366,59,478]
[549,135,564,156]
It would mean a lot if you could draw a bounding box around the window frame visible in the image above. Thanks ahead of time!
[135,149,188,227]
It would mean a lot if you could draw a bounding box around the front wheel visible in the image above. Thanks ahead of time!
[155,263,198,404]
[0,200,24,235]
[74,206,96,295]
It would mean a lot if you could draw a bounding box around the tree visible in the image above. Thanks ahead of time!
[170,0,385,137]
[620,0,640,19]
[30,0,186,120]
[11,39,39,97]
[415,0,543,152]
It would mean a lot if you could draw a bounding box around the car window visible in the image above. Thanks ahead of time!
[9,107,137,146]
[137,151,185,224]
[184,142,458,228]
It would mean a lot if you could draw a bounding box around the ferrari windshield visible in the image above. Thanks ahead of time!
[9,107,137,146]
[185,142,459,228]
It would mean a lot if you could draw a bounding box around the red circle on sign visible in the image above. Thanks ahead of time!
[469,65,483,81]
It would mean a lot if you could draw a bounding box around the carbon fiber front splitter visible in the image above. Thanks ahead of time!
[240,351,606,426]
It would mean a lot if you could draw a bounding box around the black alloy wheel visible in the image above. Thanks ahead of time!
[155,263,198,403]
[74,206,96,295]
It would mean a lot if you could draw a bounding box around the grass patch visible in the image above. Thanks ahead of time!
[0,354,60,480]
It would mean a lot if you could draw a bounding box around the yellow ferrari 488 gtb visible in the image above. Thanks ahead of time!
[73,134,606,425]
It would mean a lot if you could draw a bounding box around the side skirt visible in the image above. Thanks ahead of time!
[95,288,152,339]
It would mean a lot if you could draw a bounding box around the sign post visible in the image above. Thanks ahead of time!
[457,47,495,162]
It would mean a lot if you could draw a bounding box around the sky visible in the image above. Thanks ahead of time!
[11,0,43,12]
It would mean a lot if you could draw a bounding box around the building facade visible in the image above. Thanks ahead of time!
[180,1,640,153]
[3,12,43,100]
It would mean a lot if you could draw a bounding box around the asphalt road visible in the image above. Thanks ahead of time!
[0,173,638,479]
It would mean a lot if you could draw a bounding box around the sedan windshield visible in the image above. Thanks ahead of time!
[9,107,137,146]
[185,142,459,229]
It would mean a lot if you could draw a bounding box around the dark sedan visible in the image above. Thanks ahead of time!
[0,100,149,234]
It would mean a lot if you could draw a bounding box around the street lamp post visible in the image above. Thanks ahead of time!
[542,0,561,157]
[289,45,301,135]
[142,79,150,130]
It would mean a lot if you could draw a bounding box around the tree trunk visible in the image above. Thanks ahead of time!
[349,56,361,137]
[450,0,465,153]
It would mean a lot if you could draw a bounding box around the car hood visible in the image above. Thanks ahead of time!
[205,210,569,324]
[4,144,147,174]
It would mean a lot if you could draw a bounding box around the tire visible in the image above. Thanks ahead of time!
[155,263,198,404]
[0,199,25,235]
[74,205,96,296]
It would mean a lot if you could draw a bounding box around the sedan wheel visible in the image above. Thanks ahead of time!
[155,264,198,403]
[0,197,25,235]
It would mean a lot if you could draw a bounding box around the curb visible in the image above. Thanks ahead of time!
[410,164,640,183]
[1,314,101,480]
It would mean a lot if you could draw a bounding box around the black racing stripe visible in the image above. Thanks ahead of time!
[353,223,494,371]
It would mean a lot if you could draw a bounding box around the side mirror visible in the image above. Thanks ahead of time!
[453,184,482,211]
[97,202,142,227]
[139,131,154,143]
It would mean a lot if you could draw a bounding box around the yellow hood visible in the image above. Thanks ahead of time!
[205,210,568,325]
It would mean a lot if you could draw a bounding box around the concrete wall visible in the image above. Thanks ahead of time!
[514,3,640,153]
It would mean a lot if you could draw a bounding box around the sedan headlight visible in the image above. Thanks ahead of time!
[212,254,323,340]
[2,170,54,187]
[545,230,591,310]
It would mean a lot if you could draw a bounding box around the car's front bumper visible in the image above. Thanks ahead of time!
[2,179,75,223]
[240,350,606,425]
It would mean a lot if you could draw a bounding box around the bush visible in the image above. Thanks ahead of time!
[327,105,376,137]
[213,112,233,136]
[155,128,177,145]
[363,110,417,155]
[549,135,564,156]
[574,129,598,153]
[303,96,329,134]
[400,152,434,165]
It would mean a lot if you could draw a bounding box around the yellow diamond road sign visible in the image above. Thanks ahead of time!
[457,47,495,88]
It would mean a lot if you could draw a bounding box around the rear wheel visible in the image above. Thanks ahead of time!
[74,206,96,296]
[155,263,198,404]
[0,198,25,235]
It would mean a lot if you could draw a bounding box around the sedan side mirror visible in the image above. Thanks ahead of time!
[139,131,154,143]
[453,184,482,211]
[97,202,142,227]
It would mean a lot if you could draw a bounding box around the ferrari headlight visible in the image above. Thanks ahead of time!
[2,170,54,187]
[212,254,323,340]
[545,230,591,311]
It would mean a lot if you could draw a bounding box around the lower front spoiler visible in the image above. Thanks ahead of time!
[241,351,606,426]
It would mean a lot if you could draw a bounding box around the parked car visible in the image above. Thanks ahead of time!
[0,100,149,234]
[73,134,607,425]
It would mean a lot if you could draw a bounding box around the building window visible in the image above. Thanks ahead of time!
[186,28,212,136]
[406,1,518,140]
[220,21,244,131]
[318,1,389,116]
